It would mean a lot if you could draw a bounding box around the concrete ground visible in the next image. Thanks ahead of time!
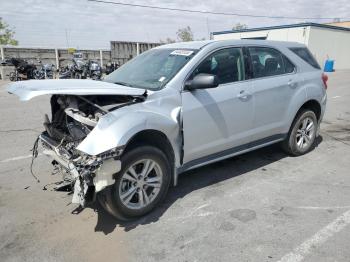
[0,71,350,262]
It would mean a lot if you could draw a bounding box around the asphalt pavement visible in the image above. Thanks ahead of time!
[0,71,350,262]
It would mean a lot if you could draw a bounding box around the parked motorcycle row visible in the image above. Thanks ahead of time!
[2,53,119,81]
[1,58,53,81]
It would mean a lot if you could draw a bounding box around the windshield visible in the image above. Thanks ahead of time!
[104,48,197,90]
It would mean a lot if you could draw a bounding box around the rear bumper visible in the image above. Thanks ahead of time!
[317,92,327,136]
[320,92,327,122]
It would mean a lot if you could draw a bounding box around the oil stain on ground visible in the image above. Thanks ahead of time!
[229,209,256,223]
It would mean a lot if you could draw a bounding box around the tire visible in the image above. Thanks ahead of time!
[9,72,16,81]
[282,110,318,156]
[98,146,171,220]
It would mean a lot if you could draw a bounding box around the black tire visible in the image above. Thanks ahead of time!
[282,110,318,156]
[9,72,16,81]
[98,146,171,220]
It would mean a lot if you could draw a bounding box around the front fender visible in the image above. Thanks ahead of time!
[76,110,180,156]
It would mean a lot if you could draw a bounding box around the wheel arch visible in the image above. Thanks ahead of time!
[288,99,322,133]
[123,129,176,185]
[298,100,322,121]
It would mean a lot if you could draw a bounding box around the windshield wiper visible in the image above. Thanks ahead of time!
[114,81,134,87]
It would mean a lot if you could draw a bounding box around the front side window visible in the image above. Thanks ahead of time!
[191,47,245,85]
[104,48,197,90]
[249,47,288,78]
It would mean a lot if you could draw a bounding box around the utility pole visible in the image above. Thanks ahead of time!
[206,17,211,40]
[99,50,103,67]
[0,45,4,61]
[65,29,69,48]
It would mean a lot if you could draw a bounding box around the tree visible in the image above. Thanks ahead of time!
[0,17,18,46]
[233,23,248,30]
[176,26,194,42]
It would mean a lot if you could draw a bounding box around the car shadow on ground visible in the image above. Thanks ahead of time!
[88,136,323,234]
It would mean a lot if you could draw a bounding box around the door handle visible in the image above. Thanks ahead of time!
[288,79,297,89]
[237,90,251,101]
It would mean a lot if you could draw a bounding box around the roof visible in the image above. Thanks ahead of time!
[213,22,350,35]
[156,39,305,50]
[156,40,214,50]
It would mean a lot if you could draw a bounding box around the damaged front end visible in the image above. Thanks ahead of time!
[38,94,143,207]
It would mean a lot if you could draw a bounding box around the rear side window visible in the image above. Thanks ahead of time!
[248,47,289,78]
[192,47,245,85]
[289,47,320,69]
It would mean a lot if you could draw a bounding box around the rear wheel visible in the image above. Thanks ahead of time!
[282,110,317,156]
[98,146,171,220]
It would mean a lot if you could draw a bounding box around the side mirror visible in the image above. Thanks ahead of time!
[185,73,219,91]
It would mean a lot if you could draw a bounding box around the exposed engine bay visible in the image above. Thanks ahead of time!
[38,93,145,207]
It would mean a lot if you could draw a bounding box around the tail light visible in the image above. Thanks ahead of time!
[322,73,328,89]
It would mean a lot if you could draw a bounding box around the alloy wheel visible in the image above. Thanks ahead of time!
[296,117,315,149]
[118,159,163,210]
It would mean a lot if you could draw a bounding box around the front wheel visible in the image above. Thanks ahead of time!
[282,110,318,156]
[9,72,16,81]
[98,146,171,220]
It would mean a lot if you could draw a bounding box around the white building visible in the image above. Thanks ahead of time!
[212,23,350,70]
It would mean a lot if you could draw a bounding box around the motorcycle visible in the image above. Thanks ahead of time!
[8,58,37,81]
[87,60,102,80]
[105,62,119,75]
[58,53,102,80]
[58,64,74,79]
[59,60,102,80]
[33,60,55,79]
[59,60,84,79]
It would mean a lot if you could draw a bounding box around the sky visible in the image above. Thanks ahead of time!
[1,0,350,49]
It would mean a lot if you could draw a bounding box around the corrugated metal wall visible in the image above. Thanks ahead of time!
[110,41,161,65]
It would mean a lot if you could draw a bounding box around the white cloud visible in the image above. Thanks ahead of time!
[1,0,349,49]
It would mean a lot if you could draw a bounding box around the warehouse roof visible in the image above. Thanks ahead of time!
[213,22,350,35]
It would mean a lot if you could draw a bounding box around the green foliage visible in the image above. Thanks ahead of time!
[233,23,248,30]
[176,26,194,42]
[0,17,18,46]
[161,26,202,44]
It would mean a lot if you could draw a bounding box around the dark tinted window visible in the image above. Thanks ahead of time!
[192,47,245,85]
[289,47,320,69]
[283,56,296,73]
[249,47,286,78]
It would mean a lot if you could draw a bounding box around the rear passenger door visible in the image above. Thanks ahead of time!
[248,46,300,141]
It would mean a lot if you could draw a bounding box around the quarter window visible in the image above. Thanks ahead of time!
[249,47,292,78]
[289,47,321,69]
[192,48,245,85]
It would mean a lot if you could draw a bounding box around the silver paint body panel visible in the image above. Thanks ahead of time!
[8,40,327,182]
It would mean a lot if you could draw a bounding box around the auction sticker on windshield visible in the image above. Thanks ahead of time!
[170,50,194,56]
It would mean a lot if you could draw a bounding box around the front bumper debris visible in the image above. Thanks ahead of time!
[39,133,121,207]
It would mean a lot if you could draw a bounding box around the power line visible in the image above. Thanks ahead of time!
[87,0,347,20]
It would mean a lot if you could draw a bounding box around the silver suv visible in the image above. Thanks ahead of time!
[8,40,327,220]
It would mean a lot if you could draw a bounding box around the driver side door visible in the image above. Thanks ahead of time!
[181,47,255,168]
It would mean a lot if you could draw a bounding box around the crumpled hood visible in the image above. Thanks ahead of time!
[7,79,146,101]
